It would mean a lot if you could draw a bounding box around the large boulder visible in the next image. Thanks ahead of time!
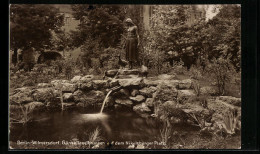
[63,93,74,102]
[52,89,60,97]
[109,79,120,88]
[73,90,105,106]
[32,88,55,102]
[158,74,175,80]
[177,90,196,104]
[37,83,52,88]
[200,86,218,96]
[177,79,192,89]
[133,103,151,113]
[85,90,105,105]
[10,87,33,104]
[92,80,109,90]
[80,75,94,82]
[51,79,69,87]
[158,100,190,123]
[144,98,154,108]
[118,78,144,88]
[160,100,213,125]
[115,98,133,107]
[208,98,241,119]
[154,83,178,103]
[207,98,241,134]
[61,82,77,92]
[112,88,130,98]
[184,98,215,124]
[51,80,77,92]
[143,79,179,87]
[139,86,157,98]
[78,81,93,91]
[217,96,241,106]
[71,75,82,83]
[24,101,45,110]
[129,95,146,103]
[143,79,162,87]
[105,96,115,107]
[105,70,118,77]
[165,80,180,88]
[131,89,139,97]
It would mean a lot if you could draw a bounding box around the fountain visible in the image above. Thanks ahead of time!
[100,90,113,113]
[100,85,122,113]
[76,85,121,123]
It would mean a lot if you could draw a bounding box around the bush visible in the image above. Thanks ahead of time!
[172,60,186,75]
[217,108,241,136]
[191,80,201,96]
[64,61,74,80]
[205,57,236,95]
[189,65,203,80]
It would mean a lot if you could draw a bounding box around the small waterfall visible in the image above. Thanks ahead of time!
[100,90,113,113]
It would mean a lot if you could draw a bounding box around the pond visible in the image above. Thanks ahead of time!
[9,106,240,149]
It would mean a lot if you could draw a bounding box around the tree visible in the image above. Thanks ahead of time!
[10,4,64,65]
[204,5,241,71]
[71,5,135,69]
[206,57,236,95]
[142,5,199,71]
[142,5,241,71]
[51,30,72,56]
[71,5,125,48]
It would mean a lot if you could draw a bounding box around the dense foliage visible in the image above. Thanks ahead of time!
[71,5,125,48]
[10,4,64,52]
[142,5,241,72]
[10,4,241,94]
[10,4,65,68]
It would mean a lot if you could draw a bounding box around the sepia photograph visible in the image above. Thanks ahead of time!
[9,4,241,149]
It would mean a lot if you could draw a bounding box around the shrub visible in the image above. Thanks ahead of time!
[216,108,240,136]
[205,57,236,95]
[60,58,74,80]
[189,66,202,80]
[191,80,201,96]
[172,60,186,75]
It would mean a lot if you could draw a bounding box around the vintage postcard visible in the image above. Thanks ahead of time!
[9,4,241,149]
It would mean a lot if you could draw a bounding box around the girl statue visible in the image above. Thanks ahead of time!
[125,18,140,69]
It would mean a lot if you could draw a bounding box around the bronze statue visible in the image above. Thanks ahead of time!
[125,18,140,69]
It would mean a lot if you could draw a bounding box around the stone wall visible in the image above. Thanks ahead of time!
[9,72,241,135]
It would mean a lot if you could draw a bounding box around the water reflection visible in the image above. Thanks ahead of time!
[72,113,112,137]
[10,108,162,143]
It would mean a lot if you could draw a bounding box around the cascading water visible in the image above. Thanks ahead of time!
[76,86,121,124]
[100,90,113,113]
[100,85,122,113]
